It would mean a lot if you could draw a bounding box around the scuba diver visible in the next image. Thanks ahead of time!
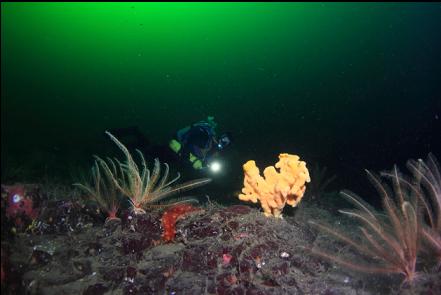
[108,116,232,174]
[169,116,232,172]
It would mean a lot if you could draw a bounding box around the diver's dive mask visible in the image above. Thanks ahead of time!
[217,133,231,150]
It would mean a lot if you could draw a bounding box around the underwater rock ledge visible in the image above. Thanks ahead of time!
[1,185,440,295]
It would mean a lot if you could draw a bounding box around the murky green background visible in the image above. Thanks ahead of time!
[2,3,440,197]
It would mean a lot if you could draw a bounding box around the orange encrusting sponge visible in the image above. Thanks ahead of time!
[161,204,201,242]
[238,153,310,218]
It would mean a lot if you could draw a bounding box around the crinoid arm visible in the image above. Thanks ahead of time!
[141,177,212,207]
[73,158,122,220]
[102,131,212,213]
[309,168,422,284]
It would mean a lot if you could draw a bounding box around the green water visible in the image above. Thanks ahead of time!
[1,3,440,195]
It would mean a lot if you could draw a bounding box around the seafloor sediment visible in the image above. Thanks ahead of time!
[1,184,440,295]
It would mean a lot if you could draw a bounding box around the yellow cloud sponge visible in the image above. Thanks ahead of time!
[238,153,310,218]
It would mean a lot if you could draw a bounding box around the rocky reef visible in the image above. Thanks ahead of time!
[1,183,440,295]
